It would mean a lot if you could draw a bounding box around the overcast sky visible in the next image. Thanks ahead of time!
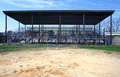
[0,0,120,32]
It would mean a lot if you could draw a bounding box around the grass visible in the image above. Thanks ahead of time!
[0,45,56,53]
[0,45,120,54]
[77,45,120,52]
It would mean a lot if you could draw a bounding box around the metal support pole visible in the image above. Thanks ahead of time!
[83,14,85,44]
[110,15,112,45]
[5,15,7,44]
[31,14,33,44]
[99,23,101,44]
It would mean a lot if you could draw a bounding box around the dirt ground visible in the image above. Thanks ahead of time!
[0,48,120,77]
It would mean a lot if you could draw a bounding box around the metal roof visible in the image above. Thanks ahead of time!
[3,10,115,25]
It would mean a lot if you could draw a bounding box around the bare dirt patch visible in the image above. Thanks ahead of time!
[0,48,120,77]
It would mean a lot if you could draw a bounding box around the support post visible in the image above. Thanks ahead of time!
[103,27,105,45]
[99,23,101,44]
[76,25,77,44]
[43,25,44,42]
[25,24,26,38]
[5,15,7,44]
[79,25,80,44]
[25,25,26,43]
[39,25,40,44]
[94,25,96,44]
[65,27,67,45]
[18,22,21,44]
[59,14,61,44]
[95,25,97,45]
[110,15,112,45]
[31,14,33,44]
[94,25,95,34]
[57,28,58,45]
[41,25,44,43]
[83,14,86,44]
[19,22,20,33]
[25,25,26,33]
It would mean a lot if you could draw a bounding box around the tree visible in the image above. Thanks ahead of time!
[115,18,120,32]
[102,17,120,32]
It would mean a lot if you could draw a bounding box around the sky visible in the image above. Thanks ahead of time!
[0,0,120,32]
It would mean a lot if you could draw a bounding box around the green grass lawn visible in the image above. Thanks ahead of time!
[0,45,120,53]
[0,45,55,53]
[77,45,120,52]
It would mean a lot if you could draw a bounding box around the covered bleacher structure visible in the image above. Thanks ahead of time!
[3,10,115,45]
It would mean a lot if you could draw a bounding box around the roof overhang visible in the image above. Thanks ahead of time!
[3,10,115,25]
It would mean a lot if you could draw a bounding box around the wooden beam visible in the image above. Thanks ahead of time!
[76,25,78,44]
[39,25,40,37]
[83,14,85,44]
[94,25,96,44]
[103,27,105,45]
[94,25,95,33]
[99,23,100,44]
[19,22,20,33]
[32,14,33,44]
[39,24,40,44]
[59,14,61,44]
[79,25,80,44]
[25,25,26,43]
[18,22,21,44]
[65,27,67,44]
[76,25,77,39]
[110,15,112,45]
[41,25,44,42]
[25,25,26,33]
[5,15,7,44]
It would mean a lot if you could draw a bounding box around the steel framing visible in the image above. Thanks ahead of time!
[3,10,114,45]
